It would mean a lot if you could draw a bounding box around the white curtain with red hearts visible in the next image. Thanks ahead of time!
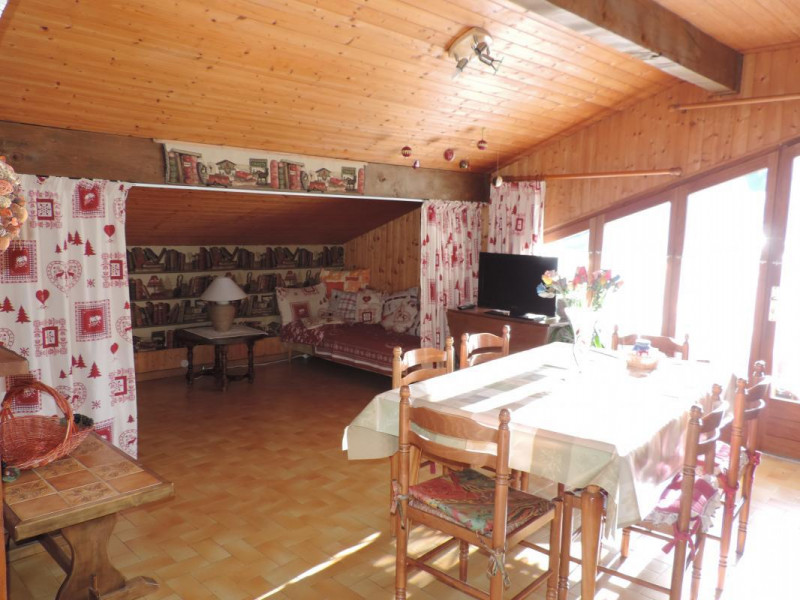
[0,175,138,457]
[487,181,545,255]
[419,200,481,348]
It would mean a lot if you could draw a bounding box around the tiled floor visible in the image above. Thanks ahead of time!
[7,357,800,599]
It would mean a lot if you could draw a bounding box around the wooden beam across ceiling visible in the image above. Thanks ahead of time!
[513,0,743,93]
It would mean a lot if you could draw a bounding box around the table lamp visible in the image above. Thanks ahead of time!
[200,277,247,332]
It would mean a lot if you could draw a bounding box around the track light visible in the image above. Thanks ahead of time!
[447,27,502,77]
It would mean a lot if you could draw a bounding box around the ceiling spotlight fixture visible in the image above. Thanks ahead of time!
[447,27,503,77]
[459,159,470,170]
[401,146,412,158]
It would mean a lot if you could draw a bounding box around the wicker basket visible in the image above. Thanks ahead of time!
[0,381,93,470]
[626,349,661,371]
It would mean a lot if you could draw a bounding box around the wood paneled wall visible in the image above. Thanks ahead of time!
[344,207,421,292]
[500,46,800,229]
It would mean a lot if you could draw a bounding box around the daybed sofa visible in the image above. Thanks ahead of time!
[277,270,421,376]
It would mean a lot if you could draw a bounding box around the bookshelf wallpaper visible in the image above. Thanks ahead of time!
[127,244,344,351]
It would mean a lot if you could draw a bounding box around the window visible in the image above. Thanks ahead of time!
[676,169,767,372]
[601,203,670,335]
[772,156,800,397]
[541,229,589,279]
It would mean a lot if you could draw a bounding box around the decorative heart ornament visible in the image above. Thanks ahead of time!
[104,224,116,238]
[46,260,82,293]
[35,289,50,306]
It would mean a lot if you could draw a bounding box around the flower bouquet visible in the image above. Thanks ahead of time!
[0,158,28,252]
[537,267,623,347]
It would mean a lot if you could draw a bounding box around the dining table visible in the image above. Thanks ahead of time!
[343,341,730,598]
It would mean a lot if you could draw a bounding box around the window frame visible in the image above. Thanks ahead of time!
[543,141,797,372]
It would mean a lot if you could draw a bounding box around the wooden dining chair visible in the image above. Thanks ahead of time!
[391,337,455,496]
[459,325,511,369]
[559,402,725,600]
[700,372,767,594]
[611,325,690,359]
[394,385,563,600]
[392,337,454,388]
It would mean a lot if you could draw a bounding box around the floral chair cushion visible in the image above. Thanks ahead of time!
[409,469,553,536]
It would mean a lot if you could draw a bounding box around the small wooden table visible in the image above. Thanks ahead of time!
[175,325,267,391]
[3,433,173,600]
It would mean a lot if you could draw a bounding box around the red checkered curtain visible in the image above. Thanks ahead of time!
[487,181,545,255]
[419,200,481,348]
[0,175,138,456]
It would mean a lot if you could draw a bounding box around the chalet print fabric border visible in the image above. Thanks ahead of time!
[160,140,367,195]
[0,175,138,457]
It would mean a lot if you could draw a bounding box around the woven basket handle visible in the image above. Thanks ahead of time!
[1,381,76,441]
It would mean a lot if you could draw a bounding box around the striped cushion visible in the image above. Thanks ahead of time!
[409,469,553,536]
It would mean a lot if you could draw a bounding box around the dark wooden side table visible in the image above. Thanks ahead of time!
[3,433,173,600]
[175,325,268,391]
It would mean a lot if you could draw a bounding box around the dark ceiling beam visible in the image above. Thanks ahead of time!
[513,0,742,93]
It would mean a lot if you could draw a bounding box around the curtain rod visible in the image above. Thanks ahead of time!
[502,167,682,182]
[671,92,800,112]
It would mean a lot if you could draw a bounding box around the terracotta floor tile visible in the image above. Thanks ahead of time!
[8,359,800,599]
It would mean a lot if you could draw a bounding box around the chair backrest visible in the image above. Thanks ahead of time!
[391,337,454,388]
[398,384,507,473]
[459,325,511,369]
[611,325,690,360]
[723,374,767,489]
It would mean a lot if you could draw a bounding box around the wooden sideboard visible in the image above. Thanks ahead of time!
[446,308,565,355]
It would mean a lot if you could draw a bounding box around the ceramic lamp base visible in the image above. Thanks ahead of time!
[208,303,236,332]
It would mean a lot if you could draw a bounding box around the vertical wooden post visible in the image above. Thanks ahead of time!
[580,485,605,600]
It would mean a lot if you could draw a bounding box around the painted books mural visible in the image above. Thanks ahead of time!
[161,141,366,195]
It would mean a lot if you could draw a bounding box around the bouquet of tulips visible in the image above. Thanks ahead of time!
[537,266,623,310]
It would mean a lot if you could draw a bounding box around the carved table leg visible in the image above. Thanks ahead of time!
[220,346,229,391]
[185,344,194,385]
[57,514,125,600]
[247,341,255,383]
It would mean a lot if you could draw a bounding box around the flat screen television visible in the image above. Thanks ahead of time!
[477,252,558,318]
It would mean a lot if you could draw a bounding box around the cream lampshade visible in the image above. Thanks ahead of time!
[200,277,247,332]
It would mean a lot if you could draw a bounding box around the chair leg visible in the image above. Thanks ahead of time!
[737,463,757,555]
[459,541,469,582]
[557,493,575,600]
[520,472,530,492]
[394,504,409,599]
[690,533,706,600]
[717,491,736,594]
[621,527,631,559]
[546,498,564,600]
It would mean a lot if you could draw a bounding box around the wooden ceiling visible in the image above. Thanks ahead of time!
[124,186,420,245]
[0,1,796,173]
[653,0,800,51]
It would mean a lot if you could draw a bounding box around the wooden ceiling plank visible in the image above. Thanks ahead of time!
[16,0,651,108]
[293,0,664,97]
[406,0,673,83]
[510,0,743,92]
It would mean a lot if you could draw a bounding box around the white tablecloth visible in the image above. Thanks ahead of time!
[344,342,727,531]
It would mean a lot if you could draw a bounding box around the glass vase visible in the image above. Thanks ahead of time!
[564,306,599,367]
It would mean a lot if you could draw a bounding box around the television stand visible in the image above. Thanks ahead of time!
[447,307,567,355]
